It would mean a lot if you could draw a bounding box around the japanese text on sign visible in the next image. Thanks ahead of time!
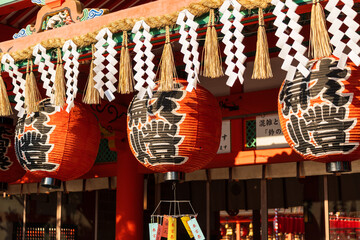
[256,114,288,150]
[217,120,231,154]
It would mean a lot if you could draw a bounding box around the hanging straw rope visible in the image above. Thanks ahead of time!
[118,31,134,94]
[309,0,332,59]
[158,26,177,91]
[202,9,223,78]
[251,8,273,79]
[83,44,100,104]
[54,48,66,108]
[0,63,13,116]
[25,60,42,113]
[7,0,273,62]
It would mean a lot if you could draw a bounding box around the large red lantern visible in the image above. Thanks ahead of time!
[127,80,221,176]
[278,56,360,172]
[15,99,101,187]
[0,117,25,190]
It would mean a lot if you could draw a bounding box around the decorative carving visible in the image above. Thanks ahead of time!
[13,0,108,39]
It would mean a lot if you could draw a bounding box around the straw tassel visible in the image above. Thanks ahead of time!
[54,48,66,108]
[118,31,134,94]
[309,0,332,59]
[25,60,42,113]
[252,8,273,79]
[83,44,100,104]
[158,26,177,91]
[0,66,13,116]
[202,9,223,78]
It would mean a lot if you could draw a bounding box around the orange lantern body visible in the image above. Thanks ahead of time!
[0,118,25,186]
[127,80,221,173]
[14,99,101,182]
[278,56,360,172]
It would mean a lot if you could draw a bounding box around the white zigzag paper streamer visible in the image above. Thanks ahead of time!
[62,40,80,112]
[132,20,156,99]
[176,10,200,92]
[33,44,56,99]
[219,0,247,87]
[272,0,310,81]
[1,54,26,117]
[326,0,360,69]
[94,28,118,102]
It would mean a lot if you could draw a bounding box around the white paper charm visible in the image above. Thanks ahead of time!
[33,43,56,99]
[219,0,247,87]
[271,0,310,81]
[62,40,80,112]
[176,10,200,92]
[188,218,205,240]
[326,0,360,69]
[1,54,26,117]
[94,28,118,102]
[132,20,156,99]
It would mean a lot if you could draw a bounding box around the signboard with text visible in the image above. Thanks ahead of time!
[256,114,289,150]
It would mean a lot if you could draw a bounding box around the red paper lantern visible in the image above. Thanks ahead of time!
[278,56,360,172]
[127,80,221,174]
[14,99,100,187]
[0,117,25,188]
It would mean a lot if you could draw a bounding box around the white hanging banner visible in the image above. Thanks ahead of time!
[94,28,118,102]
[326,0,360,69]
[132,20,156,99]
[217,120,231,154]
[271,0,310,81]
[176,9,200,92]
[1,54,26,117]
[149,223,160,240]
[219,0,247,87]
[62,40,79,112]
[33,43,56,99]
[188,218,205,240]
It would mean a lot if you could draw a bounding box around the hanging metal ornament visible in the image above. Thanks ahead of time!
[132,20,156,99]
[271,0,310,81]
[62,40,80,112]
[176,9,200,92]
[219,0,247,87]
[94,28,118,102]
[1,54,26,116]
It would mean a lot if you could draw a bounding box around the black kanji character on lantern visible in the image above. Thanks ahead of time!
[279,70,311,116]
[309,58,350,107]
[280,58,351,116]
[128,84,188,165]
[142,120,186,164]
[15,131,57,170]
[127,98,149,128]
[15,99,57,171]
[287,104,357,156]
[148,89,185,125]
[0,126,12,171]
[129,126,153,163]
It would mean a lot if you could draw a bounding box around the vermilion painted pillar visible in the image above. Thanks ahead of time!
[116,144,144,240]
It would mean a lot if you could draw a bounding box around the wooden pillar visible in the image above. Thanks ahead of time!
[95,190,99,240]
[206,180,211,239]
[261,178,268,240]
[116,145,144,240]
[324,176,330,240]
[56,191,62,240]
[22,194,26,240]
[236,222,241,240]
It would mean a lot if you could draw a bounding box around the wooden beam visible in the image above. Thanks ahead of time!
[0,0,33,16]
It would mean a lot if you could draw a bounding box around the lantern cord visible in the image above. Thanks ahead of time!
[172,182,177,216]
